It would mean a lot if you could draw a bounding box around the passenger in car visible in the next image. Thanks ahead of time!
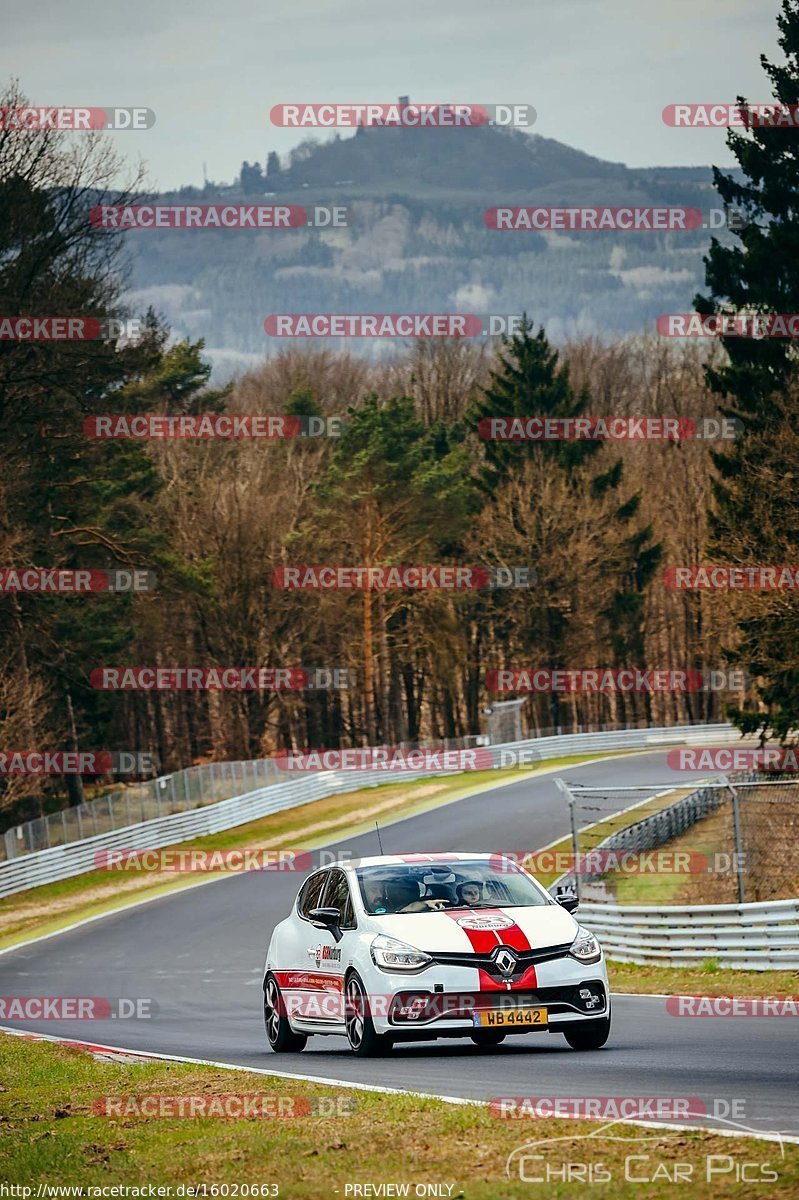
[455,881,483,907]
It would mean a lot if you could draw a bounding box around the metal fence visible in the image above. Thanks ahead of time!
[1,759,285,863]
[0,722,740,898]
[580,898,799,970]
[559,771,799,906]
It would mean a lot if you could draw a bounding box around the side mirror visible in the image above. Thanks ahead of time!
[554,890,579,913]
[309,906,344,942]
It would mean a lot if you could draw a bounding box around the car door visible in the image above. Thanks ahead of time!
[278,873,343,1032]
[276,869,335,1028]
[299,867,355,1028]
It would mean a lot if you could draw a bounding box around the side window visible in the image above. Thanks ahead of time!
[325,869,356,929]
[297,871,329,919]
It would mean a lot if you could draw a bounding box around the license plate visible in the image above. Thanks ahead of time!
[473,1006,548,1028]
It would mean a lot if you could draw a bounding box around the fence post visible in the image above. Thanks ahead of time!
[556,777,580,901]
[720,775,745,904]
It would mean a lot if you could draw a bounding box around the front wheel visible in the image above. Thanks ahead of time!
[344,974,393,1056]
[562,1014,611,1050]
[264,975,308,1053]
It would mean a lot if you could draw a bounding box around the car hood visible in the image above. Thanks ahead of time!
[366,904,579,953]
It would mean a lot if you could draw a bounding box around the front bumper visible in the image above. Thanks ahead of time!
[363,951,610,1036]
[385,980,608,1029]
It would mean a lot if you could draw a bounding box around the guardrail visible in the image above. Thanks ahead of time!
[583,783,731,866]
[1,720,740,864]
[580,898,799,970]
[0,722,740,900]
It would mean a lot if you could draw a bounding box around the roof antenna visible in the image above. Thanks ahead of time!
[375,821,384,855]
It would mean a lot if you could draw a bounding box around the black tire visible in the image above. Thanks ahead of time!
[470,1030,507,1048]
[263,974,308,1053]
[344,973,394,1056]
[562,1014,611,1050]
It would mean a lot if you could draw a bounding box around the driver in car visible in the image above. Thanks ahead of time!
[385,877,449,913]
[363,879,389,913]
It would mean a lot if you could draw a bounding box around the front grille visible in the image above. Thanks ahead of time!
[388,981,607,1026]
[430,942,573,982]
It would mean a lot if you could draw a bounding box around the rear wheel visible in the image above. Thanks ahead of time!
[562,1014,611,1050]
[470,1030,507,1048]
[344,974,393,1056]
[263,974,307,1053]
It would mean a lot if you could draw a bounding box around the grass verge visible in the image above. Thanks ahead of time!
[0,1033,795,1198]
[607,959,799,997]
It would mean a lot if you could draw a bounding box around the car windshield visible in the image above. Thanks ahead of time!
[355,860,551,914]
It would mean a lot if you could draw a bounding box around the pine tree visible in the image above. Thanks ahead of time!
[469,320,661,726]
[695,0,799,740]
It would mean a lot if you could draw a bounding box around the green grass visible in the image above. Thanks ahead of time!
[612,806,733,906]
[607,958,799,996]
[1,1033,795,1197]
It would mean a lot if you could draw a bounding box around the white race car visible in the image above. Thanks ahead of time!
[262,853,610,1056]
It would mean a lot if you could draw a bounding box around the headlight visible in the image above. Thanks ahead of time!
[569,925,602,963]
[370,934,432,972]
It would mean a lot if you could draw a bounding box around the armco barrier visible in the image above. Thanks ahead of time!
[0,722,739,899]
[580,898,799,971]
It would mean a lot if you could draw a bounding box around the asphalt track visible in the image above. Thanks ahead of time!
[1,750,797,1138]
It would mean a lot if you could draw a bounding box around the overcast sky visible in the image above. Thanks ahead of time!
[1,0,782,190]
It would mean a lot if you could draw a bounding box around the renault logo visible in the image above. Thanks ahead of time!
[494,947,517,976]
